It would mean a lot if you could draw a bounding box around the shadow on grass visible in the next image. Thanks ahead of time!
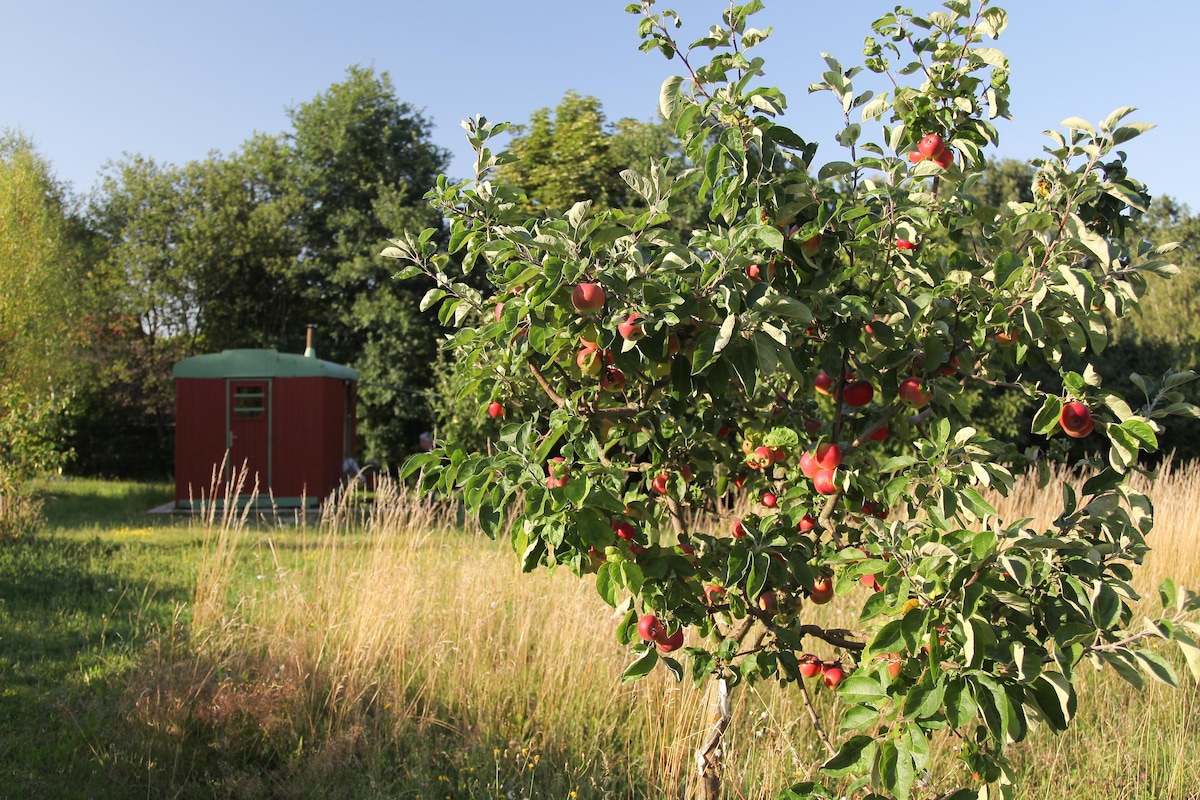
[0,534,193,800]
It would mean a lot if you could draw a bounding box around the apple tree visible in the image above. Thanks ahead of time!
[385,1,1200,798]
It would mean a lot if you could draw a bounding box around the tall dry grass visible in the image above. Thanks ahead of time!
[136,462,1200,799]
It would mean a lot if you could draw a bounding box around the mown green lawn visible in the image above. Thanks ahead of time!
[0,479,192,799]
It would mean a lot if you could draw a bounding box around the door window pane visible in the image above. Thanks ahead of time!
[233,387,265,419]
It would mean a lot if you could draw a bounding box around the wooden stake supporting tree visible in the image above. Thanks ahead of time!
[388,2,1200,797]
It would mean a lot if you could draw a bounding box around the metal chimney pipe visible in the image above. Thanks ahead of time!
[304,325,317,359]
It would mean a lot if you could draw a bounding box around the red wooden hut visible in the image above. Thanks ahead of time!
[172,348,358,509]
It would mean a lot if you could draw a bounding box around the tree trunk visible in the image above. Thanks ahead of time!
[694,619,766,800]
[696,674,732,800]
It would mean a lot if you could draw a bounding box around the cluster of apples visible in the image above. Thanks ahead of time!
[574,282,658,394]
[637,613,685,652]
[798,654,847,689]
[908,132,954,168]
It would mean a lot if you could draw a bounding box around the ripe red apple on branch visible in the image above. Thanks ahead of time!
[1059,400,1094,438]
[638,613,665,643]
[572,282,606,314]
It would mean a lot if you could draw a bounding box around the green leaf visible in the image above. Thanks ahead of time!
[757,226,784,251]
[1061,116,1096,135]
[817,161,855,181]
[1099,648,1144,689]
[1158,578,1178,613]
[877,738,916,800]
[621,647,659,683]
[1172,626,1200,681]
[839,704,881,733]
[1134,649,1179,687]
[1121,418,1158,450]
[821,735,876,777]
[1029,671,1075,731]
[659,75,684,121]
[661,655,684,682]
[837,674,887,705]
[596,562,619,607]
[959,487,997,520]
[1091,580,1122,629]
[903,681,946,721]
[1031,395,1063,436]
[419,287,447,312]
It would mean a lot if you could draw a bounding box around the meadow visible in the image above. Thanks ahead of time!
[1,468,1198,799]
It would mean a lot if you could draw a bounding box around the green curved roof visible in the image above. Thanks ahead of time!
[173,349,358,380]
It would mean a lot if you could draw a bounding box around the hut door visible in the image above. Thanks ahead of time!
[228,380,271,492]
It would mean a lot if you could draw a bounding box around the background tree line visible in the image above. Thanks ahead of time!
[1,81,1198,485]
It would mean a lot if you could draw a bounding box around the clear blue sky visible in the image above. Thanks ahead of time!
[4,1,1198,209]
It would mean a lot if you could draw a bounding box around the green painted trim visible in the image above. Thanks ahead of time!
[173,349,358,380]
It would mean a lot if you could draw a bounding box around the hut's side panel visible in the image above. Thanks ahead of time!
[174,378,229,505]
[272,377,347,502]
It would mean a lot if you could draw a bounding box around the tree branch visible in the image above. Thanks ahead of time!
[528,360,565,408]
[799,672,838,758]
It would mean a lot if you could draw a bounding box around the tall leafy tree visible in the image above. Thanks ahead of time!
[286,65,449,465]
[0,132,86,479]
[499,91,706,233]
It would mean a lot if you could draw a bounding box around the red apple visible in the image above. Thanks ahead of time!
[612,519,636,541]
[618,312,644,341]
[704,584,726,604]
[746,261,776,283]
[814,372,835,396]
[493,302,504,322]
[757,590,778,614]
[762,492,778,509]
[798,654,823,679]
[657,628,685,652]
[995,329,1017,346]
[860,573,883,592]
[638,613,665,643]
[731,520,747,539]
[822,664,846,689]
[577,347,603,376]
[718,425,731,438]
[917,133,945,158]
[769,447,787,464]
[545,457,570,489]
[898,377,931,407]
[932,148,954,168]
[572,282,606,314]
[799,234,821,258]
[487,401,505,419]
[842,380,874,407]
[747,446,773,471]
[885,653,903,680]
[797,513,816,533]
[869,424,888,442]
[814,443,842,470]
[809,575,834,604]
[799,451,819,479]
[1059,401,1094,438]
[896,239,918,252]
[651,472,671,495]
[600,367,626,393]
[813,468,838,495]
[908,150,923,164]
